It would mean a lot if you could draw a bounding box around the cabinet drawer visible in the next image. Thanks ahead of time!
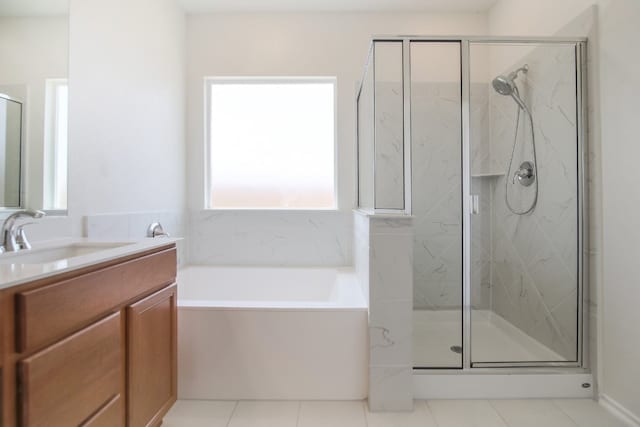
[18,313,122,427]
[16,247,176,353]
[81,395,124,427]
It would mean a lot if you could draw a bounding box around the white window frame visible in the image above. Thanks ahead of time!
[43,78,68,212]
[203,76,338,211]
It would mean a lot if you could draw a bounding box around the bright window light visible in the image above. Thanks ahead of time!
[206,78,336,209]
[44,78,68,210]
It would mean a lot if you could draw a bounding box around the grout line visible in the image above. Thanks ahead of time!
[225,401,239,427]
[550,399,582,427]
[361,399,369,426]
[487,399,513,427]
[295,401,302,427]
[424,400,442,427]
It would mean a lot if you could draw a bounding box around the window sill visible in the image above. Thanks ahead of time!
[199,207,341,214]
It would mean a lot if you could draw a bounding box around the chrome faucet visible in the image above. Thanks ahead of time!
[0,210,45,253]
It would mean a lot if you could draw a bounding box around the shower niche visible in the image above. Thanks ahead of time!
[357,38,587,370]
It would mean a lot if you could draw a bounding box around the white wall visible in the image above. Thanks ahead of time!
[490,0,640,422]
[186,12,487,265]
[0,17,68,211]
[66,0,186,237]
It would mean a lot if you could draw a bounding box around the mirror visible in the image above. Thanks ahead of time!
[0,94,22,207]
[0,0,69,213]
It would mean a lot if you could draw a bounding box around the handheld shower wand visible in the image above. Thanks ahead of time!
[491,64,539,215]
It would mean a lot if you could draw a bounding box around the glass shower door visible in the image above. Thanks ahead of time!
[468,42,582,365]
[411,41,463,368]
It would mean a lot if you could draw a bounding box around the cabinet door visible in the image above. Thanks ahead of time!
[18,313,123,427]
[127,284,177,427]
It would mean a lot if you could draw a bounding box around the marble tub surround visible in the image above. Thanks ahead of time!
[87,210,187,264]
[354,211,413,411]
[0,237,180,290]
[86,211,186,240]
[188,210,352,266]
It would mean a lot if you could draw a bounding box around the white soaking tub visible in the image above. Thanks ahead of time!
[176,266,368,400]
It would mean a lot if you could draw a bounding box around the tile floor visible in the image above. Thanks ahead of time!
[164,398,629,427]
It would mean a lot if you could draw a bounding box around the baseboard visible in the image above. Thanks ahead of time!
[599,394,640,427]
[414,373,594,399]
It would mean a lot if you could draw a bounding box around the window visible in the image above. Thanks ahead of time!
[205,77,336,209]
[43,78,68,210]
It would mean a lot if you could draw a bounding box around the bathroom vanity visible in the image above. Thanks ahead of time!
[0,240,178,427]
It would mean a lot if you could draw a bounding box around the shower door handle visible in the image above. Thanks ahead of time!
[470,195,479,215]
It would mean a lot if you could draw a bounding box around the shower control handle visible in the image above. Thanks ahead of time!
[512,161,535,187]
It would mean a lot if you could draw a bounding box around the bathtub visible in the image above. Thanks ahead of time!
[177,266,368,400]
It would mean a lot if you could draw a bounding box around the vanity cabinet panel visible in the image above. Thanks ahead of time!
[15,247,176,353]
[17,312,122,427]
[82,395,124,427]
[127,284,177,427]
[0,243,177,427]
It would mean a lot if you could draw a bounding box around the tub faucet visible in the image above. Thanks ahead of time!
[0,209,45,253]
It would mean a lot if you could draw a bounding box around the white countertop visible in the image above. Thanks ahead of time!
[0,237,180,291]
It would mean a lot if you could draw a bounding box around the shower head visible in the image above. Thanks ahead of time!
[492,64,529,109]
[492,75,516,96]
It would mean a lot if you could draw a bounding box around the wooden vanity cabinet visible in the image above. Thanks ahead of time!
[0,243,177,427]
[127,284,177,427]
[17,313,123,426]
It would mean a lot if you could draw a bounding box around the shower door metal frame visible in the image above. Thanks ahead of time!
[365,36,588,371]
[461,38,588,370]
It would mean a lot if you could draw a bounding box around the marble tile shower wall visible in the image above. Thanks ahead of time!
[411,82,491,311]
[488,45,579,360]
[374,83,405,210]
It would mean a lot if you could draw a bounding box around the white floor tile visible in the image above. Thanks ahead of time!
[427,399,509,427]
[228,401,300,427]
[553,399,629,427]
[490,399,577,427]
[163,398,622,427]
[297,401,367,427]
[163,400,237,427]
[365,400,438,427]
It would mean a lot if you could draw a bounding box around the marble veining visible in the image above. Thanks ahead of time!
[374,83,405,210]
[189,210,352,266]
[354,211,413,411]
[487,44,579,360]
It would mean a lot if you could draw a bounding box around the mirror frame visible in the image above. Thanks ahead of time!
[0,92,25,212]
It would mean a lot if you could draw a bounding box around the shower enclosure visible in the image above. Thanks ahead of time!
[357,37,587,371]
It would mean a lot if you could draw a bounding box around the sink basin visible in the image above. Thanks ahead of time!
[0,242,133,265]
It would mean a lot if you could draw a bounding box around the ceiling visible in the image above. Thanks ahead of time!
[179,0,498,12]
[0,0,497,16]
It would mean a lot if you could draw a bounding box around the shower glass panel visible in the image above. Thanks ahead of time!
[374,42,404,210]
[357,49,374,209]
[469,42,580,364]
[411,42,463,368]
[357,37,585,371]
